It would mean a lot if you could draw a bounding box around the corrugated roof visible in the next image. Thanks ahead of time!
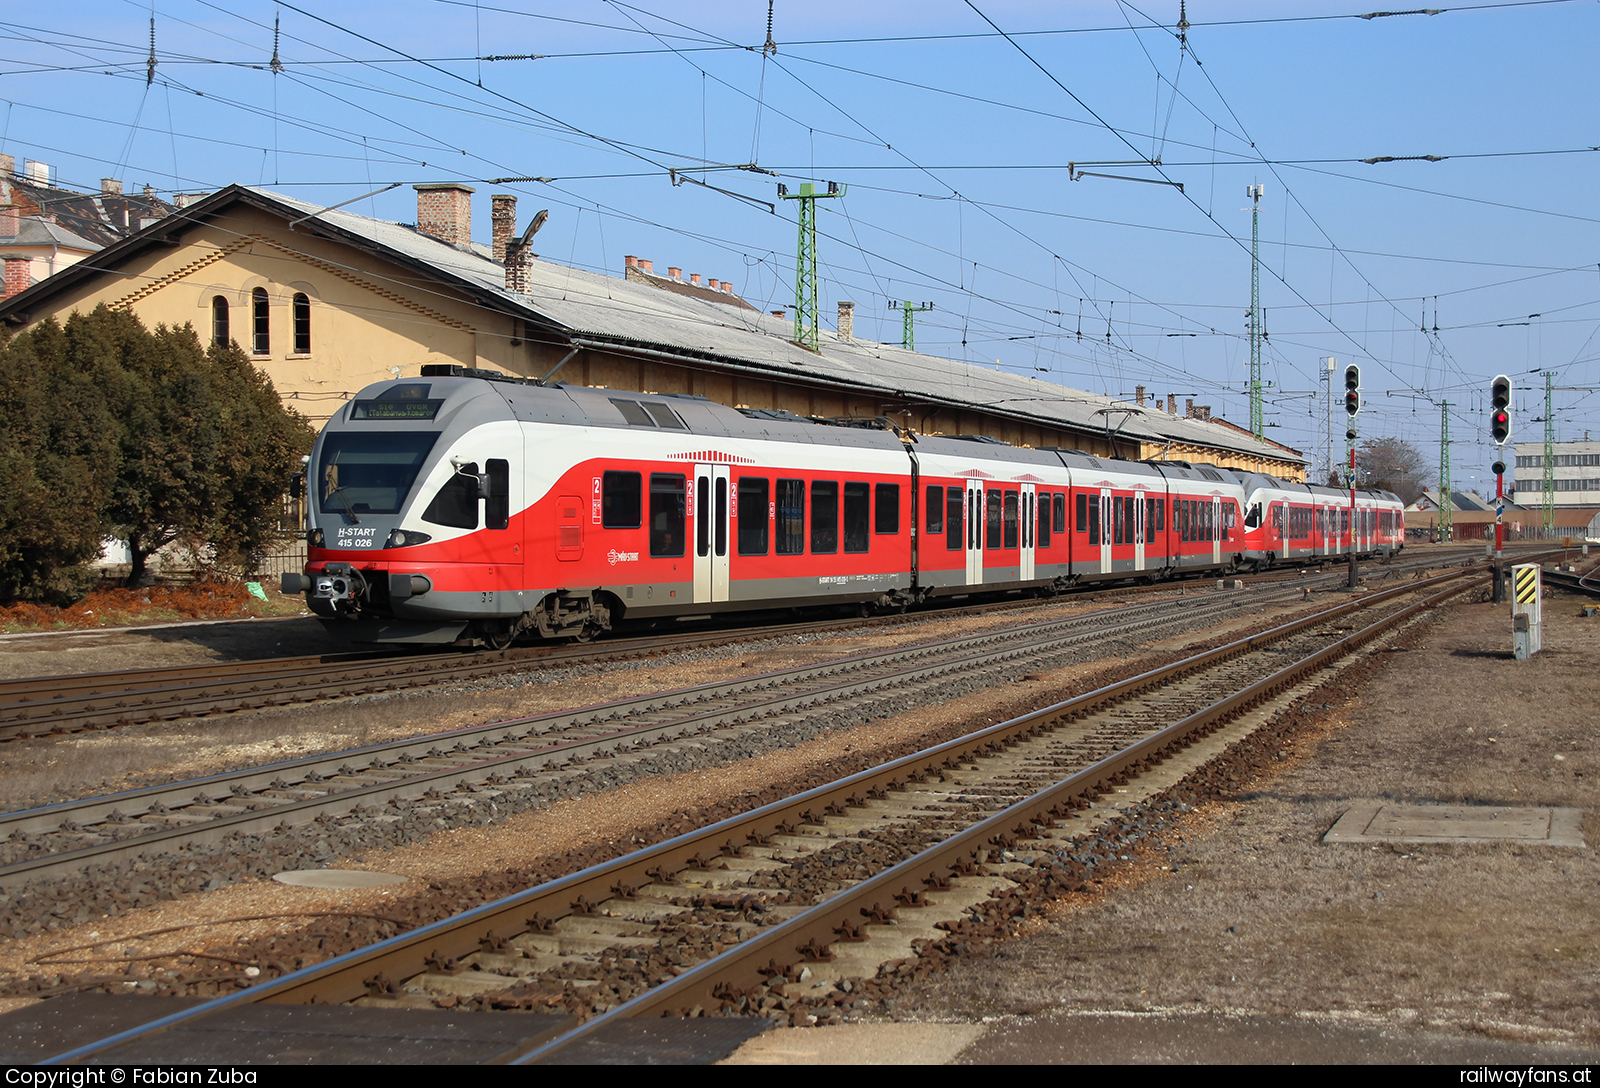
[0,216,101,252]
[245,188,1301,465]
[0,182,1302,467]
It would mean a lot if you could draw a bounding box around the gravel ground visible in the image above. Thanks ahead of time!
[0,586,1318,1004]
[0,588,1269,809]
[886,592,1600,1049]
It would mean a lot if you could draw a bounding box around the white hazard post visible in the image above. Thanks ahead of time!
[1511,563,1542,660]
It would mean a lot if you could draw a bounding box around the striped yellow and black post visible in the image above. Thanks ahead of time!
[1510,562,1542,659]
[1514,565,1539,605]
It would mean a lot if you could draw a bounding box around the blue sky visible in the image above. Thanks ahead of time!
[4,1,1596,489]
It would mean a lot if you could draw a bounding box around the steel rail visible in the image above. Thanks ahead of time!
[517,573,1482,1061]
[0,547,1499,741]
[0,583,1279,889]
[43,566,1479,1066]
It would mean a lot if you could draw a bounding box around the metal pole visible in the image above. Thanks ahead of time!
[1348,445,1359,588]
[1491,467,1506,603]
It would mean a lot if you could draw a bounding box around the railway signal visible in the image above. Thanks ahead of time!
[1343,364,1360,440]
[1490,374,1512,445]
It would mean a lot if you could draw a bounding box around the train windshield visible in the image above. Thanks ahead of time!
[316,432,440,519]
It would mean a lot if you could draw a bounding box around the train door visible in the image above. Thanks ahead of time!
[1099,488,1113,575]
[1212,496,1223,566]
[692,464,731,604]
[1133,489,1146,572]
[964,479,984,585]
[1020,483,1036,580]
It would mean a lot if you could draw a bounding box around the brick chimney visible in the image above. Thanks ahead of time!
[491,193,516,264]
[1185,398,1195,418]
[1167,393,1177,414]
[413,183,475,246]
[0,154,13,179]
[667,266,682,280]
[639,259,653,273]
[624,255,638,270]
[101,178,123,196]
[1135,384,1146,406]
[4,257,31,299]
[0,202,16,237]
[689,273,701,286]
[837,300,855,342]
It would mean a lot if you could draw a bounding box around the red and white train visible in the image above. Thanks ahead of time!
[285,368,1404,645]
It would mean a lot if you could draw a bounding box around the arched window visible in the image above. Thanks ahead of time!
[252,287,269,355]
[211,296,229,348]
[293,292,311,354]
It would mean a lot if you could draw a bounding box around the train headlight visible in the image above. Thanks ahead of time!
[384,529,432,549]
[306,527,325,548]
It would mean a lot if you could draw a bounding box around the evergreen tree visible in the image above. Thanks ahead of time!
[0,316,119,602]
[0,306,314,597]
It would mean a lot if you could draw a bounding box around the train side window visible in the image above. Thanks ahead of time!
[1088,496,1100,545]
[602,471,641,529]
[776,479,805,554]
[649,473,685,557]
[1076,492,1088,532]
[875,483,900,535]
[422,462,479,530]
[1037,495,1051,548]
[925,485,944,535]
[642,401,685,429]
[985,490,1003,549]
[1245,502,1262,528]
[811,480,839,554]
[1002,490,1019,549]
[947,488,963,550]
[1112,495,1125,545]
[738,477,769,555]
[843,482,870,553]
[1053,492,1066,534]
[1156,497,1166,532]
[611,399,655,427]
[486,459,510,530]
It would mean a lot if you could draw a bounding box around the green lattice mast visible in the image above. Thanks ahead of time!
[779,181,845,352]
[889,300,934,351]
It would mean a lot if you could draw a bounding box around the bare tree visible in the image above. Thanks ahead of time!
[1358,437,1433,504]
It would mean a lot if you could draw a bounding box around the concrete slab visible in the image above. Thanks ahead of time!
[721,1021,986,1065]
[1324,802,1586,847]
[272,869,407,888]
[950,1011,1600,1065]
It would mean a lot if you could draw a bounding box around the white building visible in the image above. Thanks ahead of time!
[1512,438,1600,507]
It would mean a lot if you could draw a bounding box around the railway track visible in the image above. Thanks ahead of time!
[0,546,1497,741]
[41,566,1482,1065]
[0,579,1318,891]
